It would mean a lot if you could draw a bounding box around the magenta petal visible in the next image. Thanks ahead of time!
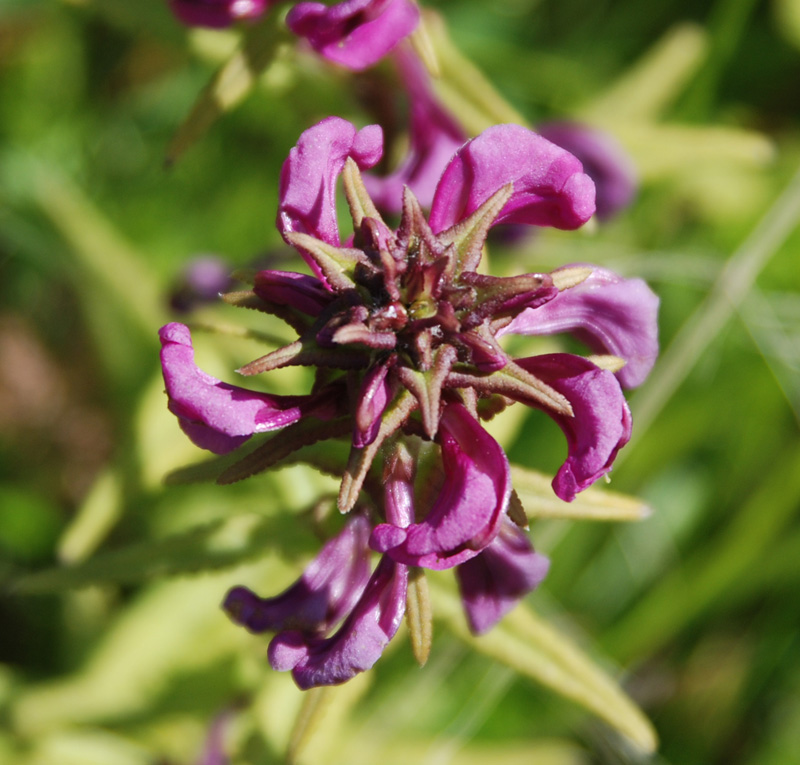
[268,555,408,689]
[169,0,270,28]
[277,117,384,261]
[253,270,334,316]
[353,362,392,448]
[537,122,637,221]
[501,266,659,388]
[516,353,632,502]
[371,403,511,570]
[159,322,319,454]
[223,516,372,634]
[428,124,596,234]
[287,0,420,71]
[364,47,466,212]
[456,518,550,635]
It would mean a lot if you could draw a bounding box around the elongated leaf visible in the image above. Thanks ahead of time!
[511,465,651,522]
[430,580,657,753]
[166,21,283,164]
[9,514,317,594]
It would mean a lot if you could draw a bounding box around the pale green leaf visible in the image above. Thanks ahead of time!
[430,580,657,753]
[511,465,652,522]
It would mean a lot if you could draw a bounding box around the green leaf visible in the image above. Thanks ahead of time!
[9,513,317,594]
[430,580,657,754]
[511,465,652,522]
[166,20,285,164]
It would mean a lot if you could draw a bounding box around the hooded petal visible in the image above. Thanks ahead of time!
[370,402,511,570]
[501,266,659,388]
[537,121,637,221]
[515,354,632,502]
[364,46,466,212]
[222,515,372,634]
[159,323,332,454]
[428,124,596,234]
[277,118,383,261]
[456,517,550,635]
[169,0,270,28]
[268,554,408,689]
[287,0,420,71]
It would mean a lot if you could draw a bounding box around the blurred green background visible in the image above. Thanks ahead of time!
[2,0,800,763]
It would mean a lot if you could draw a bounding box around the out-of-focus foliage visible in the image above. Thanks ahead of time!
[2,0,800,763]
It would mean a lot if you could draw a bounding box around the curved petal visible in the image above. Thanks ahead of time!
[537,121,637,221]
[268,555,408,689]
[370,402,511,570]
[287,0,420,71]
[456,517,550,635]
[277,117,384,261]
[515,354,632,501]
[169,0,270,28]
[353,362,392,448]
[428,124,596,234]
[222,515,372,634]
[501,266,659,388]
[159,323,329,454]
[364,46,466,212]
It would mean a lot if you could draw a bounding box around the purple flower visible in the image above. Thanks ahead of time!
[287,0,420,71]
[537,121,638,221]
[265,452,413,689]
[169,0,272,28]
[164,117,658,688]
[500,265,659,389]
[158,322,340,454]
[168,0,419,71]
[169,255,235,314]
[456,517,550,635]
[223,515,372,634]
[364,46,467,212]
[370,402,511,569]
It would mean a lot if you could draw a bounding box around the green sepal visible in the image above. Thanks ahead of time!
[448,359,573,417]
[283,231,375,292]
[217,418,353,485]
[437,184,513,274]
[237,338,369,375]
[338,390,417,513]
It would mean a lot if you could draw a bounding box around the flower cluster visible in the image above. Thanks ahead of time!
[168,0,420,71]
[159,117,658,688]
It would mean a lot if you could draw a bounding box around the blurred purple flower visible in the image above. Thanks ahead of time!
[364,46,466,212]
[169,0,272,28]
[287,0,420,71]
[169,255,234,314]
[168,0,419,71]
